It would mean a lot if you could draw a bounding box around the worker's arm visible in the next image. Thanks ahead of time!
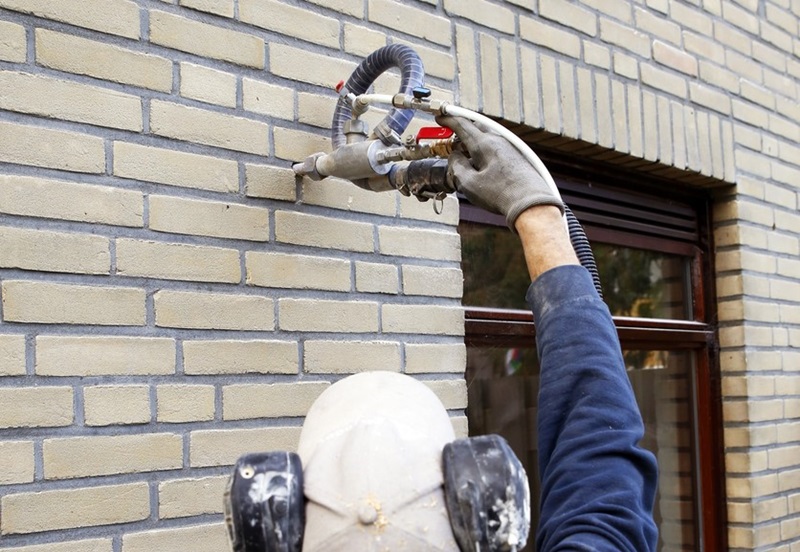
[436,114,658,551]
[517,207,658,552]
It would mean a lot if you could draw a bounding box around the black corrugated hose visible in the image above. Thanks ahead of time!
[565,204,603,298]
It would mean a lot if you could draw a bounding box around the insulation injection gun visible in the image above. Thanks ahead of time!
[291,44,566,217]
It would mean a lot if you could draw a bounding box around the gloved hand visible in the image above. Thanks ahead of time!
[436,115,564,230]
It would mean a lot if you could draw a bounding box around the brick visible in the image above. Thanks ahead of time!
[156,384,215,423]
[223,381,329,420]
[274,126,330,163]
[559,61,579,139]
[1,483,149,535]
[123,524,227,552]
[379,226,460,261]
[113,142,238,193]
[0,226,109,275]
[150,100,270,155]
[36,336,174,376]
[180,62,236,108]
[240,0,339,48]
[722,0,759,33]
[159,476,228,519]
[612,80,629,154]
[540,0,597,35]
[653,40,698,76]
[699,60,739,93]
[756,43,790,74]
[396,39,454,81]
[344,23,387,58]
[306,0,363,17]
[355,261,399,294]
[268,43,355,91]
[690,83,731,115]
[740,80,776,110]
[0,174,142,227]
[3,281,145,325]
[183,340,298,375]
[627,85,643,158]
[382,304,465,336]
[118,238,241,283]
[595,73,613,148]
[154,290,273,331]
[403,265,463,298]
[0,334,25,376]
[399,194,460,226]
[84,385,150,426]
[634,6,680,44]
[613,52,638,79]
[305,340,401,374]
[477,34,501,117]
[405,343,466,374]
[769,445,800,470]
[297,91,336,129]
[0,441,34,484]
[245,164,296,201]
[539,55,563,134]
[180,0,234,17]
[0,70,141,131]
[584,41,611,69]
[190,426,301,467]
[369,0,451,47]
[456,26,479,111]
[425,379,467,409]
[581,0,633,22]
[499,39,521,123]
[242,77,294,120]
[683,31,726,64]
[577,68,597,143]
[0,120,105,173]
[276,211,374,252]
[599,18,651,58]
[0,0,140,39]
[246,251,351,291]
[657,96,673,165]
[445,0,515,33]
[670,0,713,34]
[44,433,182,479]
[149,195,269,242]
[641,64,687,98]
[279,298,378,332]
[36,29,171,93]
[150,10,264,68]
[0,20,26,62]
[520,17,581,58]
[302,176,396,216]
[0,387,72,429]
[642,90,658,161]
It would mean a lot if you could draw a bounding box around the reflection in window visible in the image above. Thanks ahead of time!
[467,347,698,551]
[460,221,529,310]
[593,243,692,320]
[460,221,694,322]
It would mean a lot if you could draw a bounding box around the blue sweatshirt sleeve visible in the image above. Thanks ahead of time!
[526,265,658,552]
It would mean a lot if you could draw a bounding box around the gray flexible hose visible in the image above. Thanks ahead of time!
[331,45,424,150]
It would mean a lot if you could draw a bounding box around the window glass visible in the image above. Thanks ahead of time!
[594,243,693,320]
[460,221,529,310]
[466,346,698,551]
[460,220,693,320]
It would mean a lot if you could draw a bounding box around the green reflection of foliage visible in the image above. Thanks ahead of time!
[592,243,664,318]
[459,222,530,310]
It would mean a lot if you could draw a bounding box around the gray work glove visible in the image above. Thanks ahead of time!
[436,115,564,230]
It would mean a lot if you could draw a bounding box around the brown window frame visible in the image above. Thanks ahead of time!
[460,153,727,551]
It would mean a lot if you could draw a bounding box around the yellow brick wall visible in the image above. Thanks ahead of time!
[0,0,798,550]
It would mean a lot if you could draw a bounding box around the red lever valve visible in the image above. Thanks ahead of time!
[416,126,454,142]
